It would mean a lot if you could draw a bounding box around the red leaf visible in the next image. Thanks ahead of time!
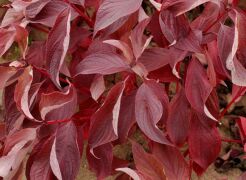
[87,143,113,179]
[185,58,213,114]
[188,111,221,171]
[174,30,203,53]
[46,8,71,88]
[0,128,36,179]
[103,40,134,63]
[26,136,55,180]
[14,66,34,120]
[131,141,166,180]
[90,75,105,101]
[147,11,169,47]
[75,52,130,75]
[130,18,151,59]
[191,2,222,32]
[167,88,190,146]
[26,0,73,27]
[152,143,189,180]
[135,80,171,145]
[230,57,246,87]
[69,0,85,6]
[162,0,220,16]
[217,24,235,73]
[0,66,16,89]
[148,65,179,83]
[116,168,142,180]
[139,47,186,72]
[50,122,80,180]
[25,0,51,19]
[39,83,77,121]
[4,82,25,133]
[94,0,143,35]
[118,92,136,143]
[159,10,189,45]
[88,81,125,152]
[0,27,16,56]
[14,25,29,58]
[217,12,246,87]
[26,41,46,67]
[207,41,229,79]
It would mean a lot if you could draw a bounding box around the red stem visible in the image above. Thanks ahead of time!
[219,87,246,120]
[46,116,91,125]
[46,118,71,125]
[221,138,242,144]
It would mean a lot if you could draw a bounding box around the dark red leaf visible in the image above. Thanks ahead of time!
[152,143,189,180]
[50,122,80,180]
[167,88,190,146]
[14,66,34,120]
[131,141,166,180]
[26,136,55,180]
[88,81,125,152]
[185,58,213,114]
[135,80,171,145]
[75,52,130,75]
[26,0,74,27]
[90,75,105,101]
[130,18,151,59]
[87,143,113,179]
[162,0,220,16]
[139,47,186,72]
[0,27,16,56]
[4,82,25,133]
[117,92,136,143]
[45,8,71,88]
[0,128,36,179]
[188,111,221,171]
[94,0,143,35]
[39,83,77,121]
[0,66,17,89]
[159,10,189,45]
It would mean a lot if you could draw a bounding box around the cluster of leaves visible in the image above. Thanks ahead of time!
[0,0,246,179]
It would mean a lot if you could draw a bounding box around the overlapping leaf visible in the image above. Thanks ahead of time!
[162,0,220,16]
[45,8,71,88]
[185,58,213,114]
[75,52,130,75]
[167,88,190,146]
[152,143,189,180]
[50,122,80,180]
[88,81,125,152]
[94,0,143,35]
[135,80,171,145]
[39,83,77,121]
[188,111,221,171]
[0,0,245,179]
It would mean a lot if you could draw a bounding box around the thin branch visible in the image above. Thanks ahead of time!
[221,138,242,144]
[219,87,246,120]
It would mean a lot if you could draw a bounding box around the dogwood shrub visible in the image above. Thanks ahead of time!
[0,0,245,179]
